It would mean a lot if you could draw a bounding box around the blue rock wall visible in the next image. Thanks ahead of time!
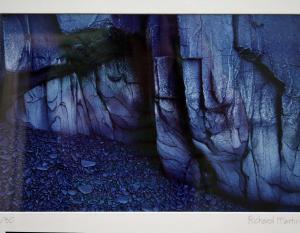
[176,15,300,205]
[0,14,299,207]
[2,14,153,143]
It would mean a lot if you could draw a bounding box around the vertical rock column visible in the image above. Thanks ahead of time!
[178,15,249,198]
[177,16,207,151]
[148,16,201,185]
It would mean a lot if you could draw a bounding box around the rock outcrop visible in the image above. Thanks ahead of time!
[234,15,300,206]
[0,14,299,207]
[178,15,249,198]
[2,14,153,144]
[177,15,300,206]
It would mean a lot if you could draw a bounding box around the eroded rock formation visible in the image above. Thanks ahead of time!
[176,15,300,206]
[0,14,299,207]
[147,16,202,186]
[2,14,153,144]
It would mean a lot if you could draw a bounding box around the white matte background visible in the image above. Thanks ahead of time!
[0,212,300,233]
[0,0,300,13]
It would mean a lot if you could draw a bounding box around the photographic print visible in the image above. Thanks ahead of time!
[0,14,299,211]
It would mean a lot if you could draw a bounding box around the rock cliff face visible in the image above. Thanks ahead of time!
[2,14,153,143]
[0,14,299,207]
[176,15,300,206]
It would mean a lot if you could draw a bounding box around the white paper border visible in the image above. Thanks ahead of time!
[0,212,300,233]
[0,0,299,14]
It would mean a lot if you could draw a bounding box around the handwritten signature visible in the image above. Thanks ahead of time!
[0,216,15,224]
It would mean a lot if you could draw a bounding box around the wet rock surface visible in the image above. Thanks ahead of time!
[0,122,247,211]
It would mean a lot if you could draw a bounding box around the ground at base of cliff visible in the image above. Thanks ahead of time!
[0,122,248,211]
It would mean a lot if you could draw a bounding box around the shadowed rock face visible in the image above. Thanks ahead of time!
[234,15,300,206]
[147,16,202,186]
[177,15,300,206]
[178,15,249,198]
[2,14,153,144]
[0,14,299,207]
[3,15,64,129]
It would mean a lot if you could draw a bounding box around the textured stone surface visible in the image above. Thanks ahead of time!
[77,57,152,143]
[149,16,202,186]
[2,15,51,129]
[178,15,249,198]
[47,73,91,135]
[234,15,300,206]
[56,14,112,33]
[1,14,300,207]
[178,15,300,206]
[80,71,114,139]
[96,58,151,143]
[177,15,202,59]
[153,57,201,186]
[2,14,152,144]
[3,15,31,71]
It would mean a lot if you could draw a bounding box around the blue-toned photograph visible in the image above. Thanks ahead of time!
[0,14,299,211]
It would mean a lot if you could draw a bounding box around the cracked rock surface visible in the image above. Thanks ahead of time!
[177,15,300,206]
[0,14,299,208]
[148,16,202,186]
[2,14,152,144]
